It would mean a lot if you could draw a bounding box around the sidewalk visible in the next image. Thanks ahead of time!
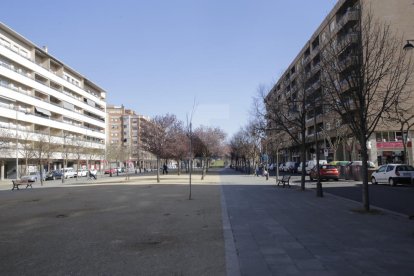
[220,170,414,275]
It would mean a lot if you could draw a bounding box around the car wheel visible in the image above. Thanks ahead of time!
[389,178,397,186]
[371,177,377,185]
[334,178,338,181]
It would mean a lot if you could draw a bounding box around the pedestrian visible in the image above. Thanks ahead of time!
[89,169,97,180]
[164,164,168,175]
[263,169,269,180]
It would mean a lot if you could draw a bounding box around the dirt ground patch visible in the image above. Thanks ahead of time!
[0,182,225,275]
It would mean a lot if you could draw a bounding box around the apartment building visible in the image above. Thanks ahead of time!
[0,22,106,179]
[106,105,154,170]
[266,0,414,165]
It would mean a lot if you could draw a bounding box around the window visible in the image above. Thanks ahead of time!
[0,37,11,48]
[386,165,394,172]
[330,21,335,32]
[377,166,386,173]
[20,49,28,58]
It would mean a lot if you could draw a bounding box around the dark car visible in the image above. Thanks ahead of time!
[309,164,339,181]
[45,170,63,180]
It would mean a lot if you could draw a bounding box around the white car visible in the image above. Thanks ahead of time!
[305,160,328,174]
[21,172,44,182]
[371,164,414,186]
[76,169,88,177]
[62,167,76,179]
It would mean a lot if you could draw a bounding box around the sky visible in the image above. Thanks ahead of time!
[2,0,337,138]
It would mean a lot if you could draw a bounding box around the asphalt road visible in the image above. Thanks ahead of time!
[322,182,414,217]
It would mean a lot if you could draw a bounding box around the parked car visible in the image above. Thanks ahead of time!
[298,161,307,173]
[348,160,376,168]
[104,168,117,174]
[306,160,328,174]
[76,169,88,177]
[116,167,125,173]
[21,171,44,182]
[371,164,414,186]
[45,170,63,180]
[309,164,339,181]
[279,163,285,172]
[62,167,76,179]
[284,161,296,173]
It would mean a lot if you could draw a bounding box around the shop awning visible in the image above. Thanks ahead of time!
[35,107,51,117]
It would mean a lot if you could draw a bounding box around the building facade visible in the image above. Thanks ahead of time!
[106,105,154,170]
[266,0,414,166]
[0,22,106,179]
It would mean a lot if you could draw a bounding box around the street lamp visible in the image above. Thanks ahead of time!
[403,40,414,51]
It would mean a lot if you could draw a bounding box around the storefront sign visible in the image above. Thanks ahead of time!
[376,141,411,149]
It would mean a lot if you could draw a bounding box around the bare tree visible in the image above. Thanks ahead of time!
[140,114,178,183]
[19,133,35,176]
[43,134,58,173]
[319,114,350,161]
[193,126,226,180]
[33,134,51,185]
[167,120,188,176]
[72,137,86,180]
[0,128,13,179]
[383,91,414,165]
[262,62,310,190]
[320,6,413,210]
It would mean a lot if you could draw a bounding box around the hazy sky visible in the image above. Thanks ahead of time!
[2,0,337,138]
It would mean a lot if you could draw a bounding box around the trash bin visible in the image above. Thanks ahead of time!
[344,165,352,180]
[339,165,347,179]
[352,165,362,181]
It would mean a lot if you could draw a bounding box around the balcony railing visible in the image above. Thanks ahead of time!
[0,41,105,102]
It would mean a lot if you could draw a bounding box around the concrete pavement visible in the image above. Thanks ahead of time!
[1,169,414,275]
[221,170,414,275]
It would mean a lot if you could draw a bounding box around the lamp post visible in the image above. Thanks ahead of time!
[15,105,18,179]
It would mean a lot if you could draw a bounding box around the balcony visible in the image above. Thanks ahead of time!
[337,9,359,30]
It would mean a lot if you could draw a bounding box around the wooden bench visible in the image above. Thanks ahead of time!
[277,175,291,188]
[12,179,33,191]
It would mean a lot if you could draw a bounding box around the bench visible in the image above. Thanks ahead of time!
[12,179,33,191]
[277,175,291,188]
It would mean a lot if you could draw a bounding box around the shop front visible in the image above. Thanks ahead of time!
[376,141,411,165]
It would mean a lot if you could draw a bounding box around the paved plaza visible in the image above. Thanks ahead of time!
[1,169,414,275]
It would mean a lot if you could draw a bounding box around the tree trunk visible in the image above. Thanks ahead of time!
[39,162,43,186]
[300,131,306,190]
[177,159,181,175]
[156,156,160,183]
[201,156,206,180]
[360,135,370,211]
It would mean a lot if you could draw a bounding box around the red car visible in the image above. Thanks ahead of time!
[104,168,117,174]
[309,164,339,181]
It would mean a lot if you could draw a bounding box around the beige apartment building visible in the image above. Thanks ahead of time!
[106,105,154,170]
[266,0,414,166]
[0,22,107,179]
